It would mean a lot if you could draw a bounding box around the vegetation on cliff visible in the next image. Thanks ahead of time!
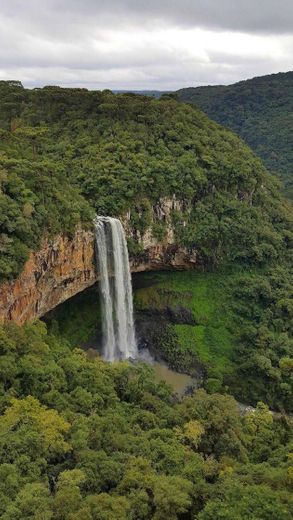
[134,268,293,413]
[1,78,291,408]
[0,321,291,519]
[48,267,293,413]
[0,80,291,280]
[177,71,293,198]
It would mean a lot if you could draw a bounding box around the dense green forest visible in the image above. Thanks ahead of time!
[0,80,291,280]
[177,72,293,198]
[0,321,292,519]
[0,80,292,518]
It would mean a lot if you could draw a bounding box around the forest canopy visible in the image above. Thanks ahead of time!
[0,321,291,519]
[177,71,293,199]
[0,80,291,280]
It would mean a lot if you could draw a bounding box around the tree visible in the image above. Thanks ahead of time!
[53,469,86,520]
[80,493,130,520]
[153,475,192,520]
[198,480,292,520]
[0,396,71,463]
[2,483,53,520]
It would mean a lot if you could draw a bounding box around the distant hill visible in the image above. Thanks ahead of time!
[177,72,293,198]
[113,90,165,98]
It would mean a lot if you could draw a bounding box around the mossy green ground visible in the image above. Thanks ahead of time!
[133,270,249,380]
[46,269,251,384]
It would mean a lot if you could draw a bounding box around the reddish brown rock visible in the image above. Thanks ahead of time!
[0,230,96,324]
[0,224,198,324]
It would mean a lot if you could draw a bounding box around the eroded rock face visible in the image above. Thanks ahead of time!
[0,198,198,324]
[130,244,197,272]
[0,230,96,324]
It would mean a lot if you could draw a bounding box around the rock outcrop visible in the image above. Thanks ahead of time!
[0,198,198,324]
[0,230,96,324]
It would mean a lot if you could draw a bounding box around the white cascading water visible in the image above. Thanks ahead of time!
[94,216,137,361]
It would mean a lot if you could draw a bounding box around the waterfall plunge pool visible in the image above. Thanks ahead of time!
[152,362,194,395]
[86,346,195,396]
[43,283,196,397]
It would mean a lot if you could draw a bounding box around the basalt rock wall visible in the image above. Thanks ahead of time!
[0,199,198,324]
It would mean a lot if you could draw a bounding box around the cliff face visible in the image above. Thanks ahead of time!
[0,230,96,324]
[127,196,197,272]
[0,199,198,324]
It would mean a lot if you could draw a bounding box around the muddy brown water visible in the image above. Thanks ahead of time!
[86,348,193,396]
[152,362,193,395]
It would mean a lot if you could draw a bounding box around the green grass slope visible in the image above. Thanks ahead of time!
[134,271,235,377]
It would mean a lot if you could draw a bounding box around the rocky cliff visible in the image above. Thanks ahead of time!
[0,230,96,324]
[0,199,198,324]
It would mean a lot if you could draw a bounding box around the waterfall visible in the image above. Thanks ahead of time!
[94,216,137,361]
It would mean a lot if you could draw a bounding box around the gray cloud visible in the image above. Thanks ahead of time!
[69,0,293,34]
[0,0,292,89]
[2,1,293,34]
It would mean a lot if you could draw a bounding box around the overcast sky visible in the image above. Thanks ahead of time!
[0,0,292,90]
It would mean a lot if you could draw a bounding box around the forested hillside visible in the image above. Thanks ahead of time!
[0,80,292,518]
[0,80,291,280]
[177,72,293,198]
